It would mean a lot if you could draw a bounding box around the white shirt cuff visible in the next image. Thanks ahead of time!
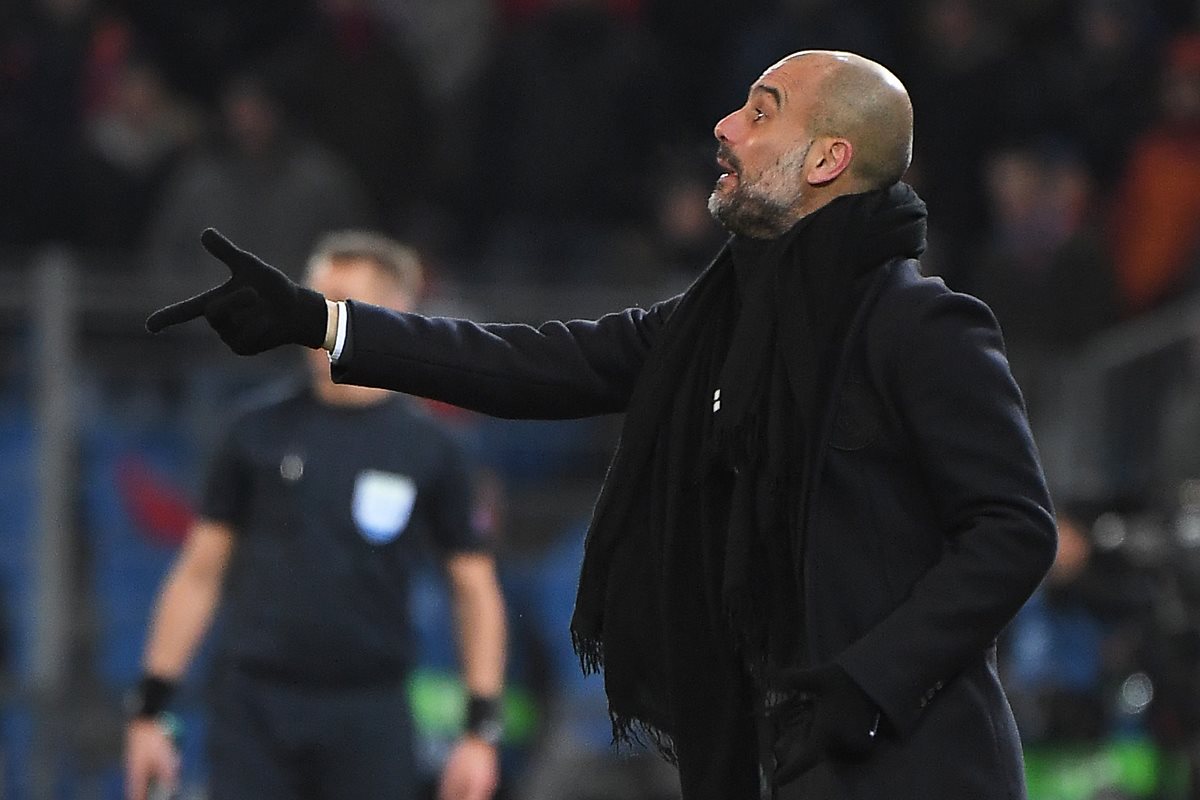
[329,300,349,363]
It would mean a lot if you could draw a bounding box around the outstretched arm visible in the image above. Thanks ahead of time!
[148,229,678,419]
[330,299,677,419]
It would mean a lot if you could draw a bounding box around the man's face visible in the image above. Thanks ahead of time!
[708,57,824,238]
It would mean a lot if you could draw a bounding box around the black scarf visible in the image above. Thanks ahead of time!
[570,182,928,799]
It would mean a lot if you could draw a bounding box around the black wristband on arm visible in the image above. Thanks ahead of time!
[465,694,504,745]
[126,675,177,719]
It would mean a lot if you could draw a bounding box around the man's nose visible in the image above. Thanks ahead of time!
[713,110,738,142]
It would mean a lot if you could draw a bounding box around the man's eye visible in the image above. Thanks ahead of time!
[753,108,766,121]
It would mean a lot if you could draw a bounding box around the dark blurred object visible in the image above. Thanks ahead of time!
[1064,495,1200,745]
[1042,0,1162,188]
[116,454,194,547]
[118,0,317,102]
[903,0,1043,288]
[0,0,108,246]
[711,0,896,130]
[75,58,199,249]
[144,72,373,280]
[497,0,644,24]
[968,139,1117,445]
[1005,508,1148,744]
[972,141,1116,349]
[646,152,727,278]
[272,0,434,229]
[507,521,681,800]
[467,0,669,283]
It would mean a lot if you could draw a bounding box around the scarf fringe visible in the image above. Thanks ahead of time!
[611,711,679,765]
[572,630,680,764]
[572,628,606,676]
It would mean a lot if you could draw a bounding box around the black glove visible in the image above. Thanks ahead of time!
[771,663,882,786]
[145,228,327,355]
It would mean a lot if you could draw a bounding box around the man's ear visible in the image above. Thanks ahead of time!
[806,138,853,185]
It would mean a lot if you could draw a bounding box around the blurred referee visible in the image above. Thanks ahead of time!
[124,232,506,800]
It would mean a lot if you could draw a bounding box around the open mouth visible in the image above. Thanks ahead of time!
[716,152,739,177]
[715,148,741,190]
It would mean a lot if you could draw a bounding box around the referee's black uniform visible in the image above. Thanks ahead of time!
[199,383,485,799]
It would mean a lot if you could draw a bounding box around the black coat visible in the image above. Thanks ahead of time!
[332,258,1057,799]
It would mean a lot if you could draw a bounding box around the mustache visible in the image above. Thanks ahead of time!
[716,145,742,175]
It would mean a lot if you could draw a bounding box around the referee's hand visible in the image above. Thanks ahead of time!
[145,228,328,355]
[124,718,179,800]
[439,736,500,800]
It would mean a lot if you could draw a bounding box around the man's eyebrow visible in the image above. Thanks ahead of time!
[751,84,784,107]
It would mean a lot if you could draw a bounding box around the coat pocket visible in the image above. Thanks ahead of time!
[829,378,882,451]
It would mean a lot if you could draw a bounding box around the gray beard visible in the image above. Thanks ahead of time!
[707,140,812,239]
[707,188,797,239]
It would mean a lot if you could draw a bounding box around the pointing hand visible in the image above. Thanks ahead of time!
[146,228,328,355]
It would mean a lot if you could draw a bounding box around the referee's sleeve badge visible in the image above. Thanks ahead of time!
[352,470,417,544]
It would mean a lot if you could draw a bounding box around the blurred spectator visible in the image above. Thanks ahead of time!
[711,0,896,126]
[1005,506,1156,741]
[272,0,435,232]
[0,0,103,245]
[75,59,200,249]
[1109,30,1200,317]
[618,149,727,285]
[968,141,1117,421]
[640,0,763,141]
[1006,510,1112,744]
[145,72,373,280]
[118,0,317,103]
[497,0,643,23]
[1096,32,1200,496]
[467,0,669,283]
[1043,0,1162,188]
[368,0,497,262]
[903,0,1042,287]
[372,0,495,103]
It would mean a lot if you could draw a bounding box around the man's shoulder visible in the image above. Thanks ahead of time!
[865,259,1001,352]
[878,258,949,302]
[873,258,995,321]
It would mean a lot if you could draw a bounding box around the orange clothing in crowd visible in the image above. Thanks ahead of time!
[1111,126,1200,315]
[1111,33,1200,317]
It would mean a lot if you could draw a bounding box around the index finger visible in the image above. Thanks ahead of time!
[145,285,223,333]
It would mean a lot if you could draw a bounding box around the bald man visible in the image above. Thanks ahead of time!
[149,51,1056,800]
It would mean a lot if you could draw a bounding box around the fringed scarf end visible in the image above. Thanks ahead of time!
[610,711,679,765]
[572,629,606,676]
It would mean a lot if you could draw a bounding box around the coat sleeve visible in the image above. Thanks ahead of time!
[835,287,1058,737]
[330,296,681,419]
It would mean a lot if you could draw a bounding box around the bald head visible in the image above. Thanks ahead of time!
[773,51,914,189]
